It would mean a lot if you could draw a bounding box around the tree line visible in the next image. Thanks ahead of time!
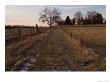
[57,11,106,26]
[39,7,106,27]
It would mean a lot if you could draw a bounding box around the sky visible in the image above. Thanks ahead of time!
[5,5,106,26]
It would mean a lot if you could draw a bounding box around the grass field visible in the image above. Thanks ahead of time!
[62,26,105,46]
[5,25,106,71]
[61,26,106,71]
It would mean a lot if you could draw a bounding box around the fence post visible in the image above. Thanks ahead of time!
[71,30,72,39]
[19,27,20,38]
[36,24,40,33]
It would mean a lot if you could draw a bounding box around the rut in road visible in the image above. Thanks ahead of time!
[11,28,99,71]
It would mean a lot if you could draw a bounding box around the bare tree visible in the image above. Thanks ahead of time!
[72,18,76,25]
[75,12,82,25]
[87,11,97,24]
[86,11,103,24]
[56,19,64,25]
[39,7,61,27]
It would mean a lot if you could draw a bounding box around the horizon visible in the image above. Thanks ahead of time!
[5,5,106,26]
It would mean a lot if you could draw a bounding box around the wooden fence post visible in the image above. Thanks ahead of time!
[71,30,72,39]
[19,27,20,38]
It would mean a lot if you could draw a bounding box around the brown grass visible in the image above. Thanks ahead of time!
[5,33,47,71]
[62,26,106,71]
[5,26,106,71]
[62,27,105,46]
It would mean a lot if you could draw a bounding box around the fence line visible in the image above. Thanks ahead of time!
[5,27,38,40]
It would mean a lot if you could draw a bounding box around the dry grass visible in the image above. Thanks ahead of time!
[62,27,105,46]
[62,26,106,71]
[5,33,47,71]
[5,26,106,71]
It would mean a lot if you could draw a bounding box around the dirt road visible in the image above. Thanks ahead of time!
[6,28,106,71]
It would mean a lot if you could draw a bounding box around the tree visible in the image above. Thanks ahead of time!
[72,18,76,25]
[39,7,61,27]
[56,19,64,25]
[80,17,84,25]
[65,16,72,25]
[95,13,103,24]
[75,12,82,25]
[103,18,106,24]
[86,11,103,24]
[87,11,97,24]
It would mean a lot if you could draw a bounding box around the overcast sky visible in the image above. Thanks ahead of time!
[5,5,106,26]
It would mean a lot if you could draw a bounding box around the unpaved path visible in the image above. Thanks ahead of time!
[6,28,105,71]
